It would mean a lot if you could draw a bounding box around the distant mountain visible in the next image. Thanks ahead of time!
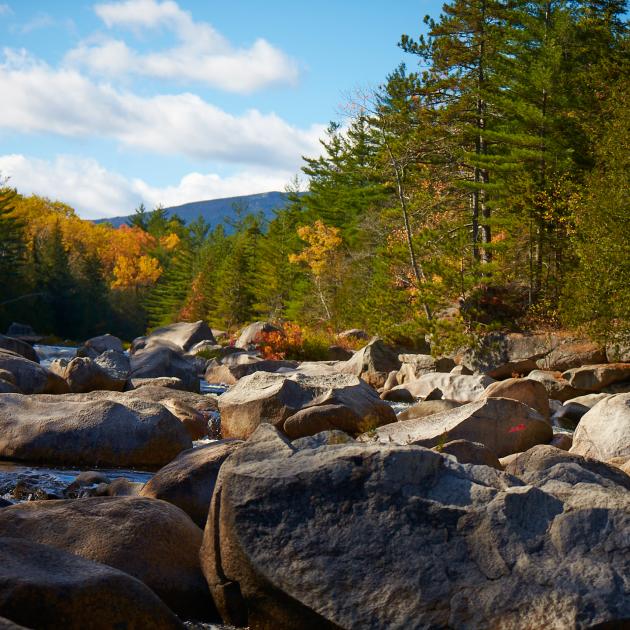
[94,191,302,229]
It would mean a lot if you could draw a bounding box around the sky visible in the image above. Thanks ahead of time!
[0,0,442,218]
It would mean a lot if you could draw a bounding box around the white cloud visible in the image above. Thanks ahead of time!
[64,0,299,93]
[0,153,296,219]
[0,49,324,169]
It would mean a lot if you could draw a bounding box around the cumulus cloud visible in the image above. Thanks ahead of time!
[0,49,324,169]
[64,0,299,93]
[0,153,296,219]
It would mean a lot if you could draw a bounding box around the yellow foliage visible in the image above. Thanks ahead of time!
[160,232,181,251]
[289,220,343,277]
[112,254,162,289]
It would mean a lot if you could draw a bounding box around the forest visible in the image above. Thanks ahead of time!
[0,0,628,351]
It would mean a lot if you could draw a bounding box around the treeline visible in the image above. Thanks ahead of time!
[1,0,628,347]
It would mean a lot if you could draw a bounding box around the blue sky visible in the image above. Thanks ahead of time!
[0,0,441,218]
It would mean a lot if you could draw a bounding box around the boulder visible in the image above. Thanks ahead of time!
[93,349,130,383]
[146,320,216,352]
[77,333,123,358]
[57,357,125,393]
[187,340,221,356]
[340,338,401,388]
[0,381,20,394]
[479,377,550,419]
[236,321,281,350]
[361,397,552,458]
[218,371,396,440]
[0,351,68,395]
[126,376,188,390]
[437,439,502,469]
[381,387,415,403]
[526,369,588,403]
[205,357,299,386]
[284,404,367,439]
[535,340,606,371]
[0,393,191,467]
[201,425,630,629]
[0,497,212,620]
[327,345,353,361]
[570,393,630,461]
[397,399,462,421]
[504,444,630,490]
[550,433,573,450]
[551,402,590,430]
[0,537,183,630]
[562,363,630,392]
[397,354,456,383]
[0,336,38,363]
[141,440,243,528]
[564,392,612,408]
[390,372,495,403]
[130,344,199,392]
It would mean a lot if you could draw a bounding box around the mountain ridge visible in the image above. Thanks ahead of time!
[93,190,301,228]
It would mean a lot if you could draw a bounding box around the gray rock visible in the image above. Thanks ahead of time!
[562,363,630,392]
[141,440,243,528]
[397,354,456,382]
[205,357,299,385]
[201,425,630,629]
[130,344,199,392]
[146,320,216,352]
[0,336,38,363]
[77,333,123,358]
[526,369,588,402]
[0,393,191,467]
[218,371,395,440]
[340,338,401,388]
[390,372,495,403]
[0,497,212,620]
[570,393,630,461]
[236,321,281,350]
[437,439,503,469]
[94,349,130,382]
[479,377,550,419]
[0,537,183,630]
[397,398,462,421]
[360,397,552,458]
[0,350,68,395]
[57,356,125,393]
[535,341,606,371]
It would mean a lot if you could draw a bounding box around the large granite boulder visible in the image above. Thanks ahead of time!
[504,444,630,490]
[0,497,212,620]
[0,537,183,629]
[200,425,630,629]
[479,377,550,419]
[205,356,299,386]
[0,351,68,395]
[94,349,130,384]
[360,397,552,458]
[77,333,124,358]
[562,363,630,392]
[218,371,395,440]
[397,354,456,383]
[0,393,191,467]
[146,320,216,352]
[130,344,199,392]
[570,393,630,461]
[56,357,125,393]
[0,336,38,363]
[141,440,243,528]
[340,338,401,388]
[390,372,495,403]
[526,369,587,402]
[535,340,606,371]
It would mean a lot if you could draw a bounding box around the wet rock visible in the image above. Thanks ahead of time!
[219,371,395,440]
[360,397,552,458]
[479,377,550,419]
[570,393,630,461]
[0,497,213,620]
[0,537,183,629]
[201,425,629,629]
[0,336,38,363]
[0,393,191,468]
[141,440,243,528]
[436,439,503,469]
[0,351,68,395]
